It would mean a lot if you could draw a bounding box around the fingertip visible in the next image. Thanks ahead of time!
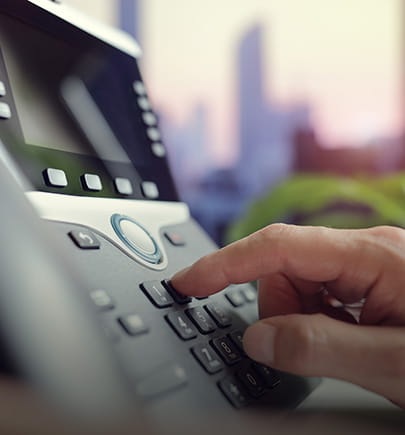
[243,322,276,366]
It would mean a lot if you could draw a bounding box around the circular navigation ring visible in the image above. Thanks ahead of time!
[111,214,162,264]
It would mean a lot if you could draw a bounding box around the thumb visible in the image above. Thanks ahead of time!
[243,314,405,406]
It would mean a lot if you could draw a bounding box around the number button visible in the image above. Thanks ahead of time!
[205,303,232,328]
[218,377,250,409]
[237,364,265,398]
[140,281,174,308]
[191,344,224,374]
[228,330,245,353]
[186,307,216,334]
[252,362,281,389]
[166,312,197,340]
[211,337,241,365]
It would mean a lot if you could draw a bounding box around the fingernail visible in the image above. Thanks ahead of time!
[243,323,276,364]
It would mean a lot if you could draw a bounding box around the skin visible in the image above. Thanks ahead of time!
[171,224,405,409]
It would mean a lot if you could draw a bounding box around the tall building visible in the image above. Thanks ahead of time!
[236,24,267,195]
[236,24,310,198]
[118,0,141,42]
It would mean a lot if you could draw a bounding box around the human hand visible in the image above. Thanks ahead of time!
[171,224,405,408]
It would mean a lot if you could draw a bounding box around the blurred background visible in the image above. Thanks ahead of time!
[66,0,404,245]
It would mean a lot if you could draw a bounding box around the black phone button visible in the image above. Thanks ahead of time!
[218,377,250,409]
[186,307,216,334]
[205,303,232,328]
[252,363,281,389]
[228,330,245,353]
[140,281,174,308]
[0,102,11,119]
[162,280,192,304]
[0,81,6,97]
[191,344,224,374]
[166,312,197,340]
[237,364,265,398]
[69,230,100,250]
[211,337,241,365]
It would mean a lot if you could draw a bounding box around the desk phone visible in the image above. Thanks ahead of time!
[0,0,319,429]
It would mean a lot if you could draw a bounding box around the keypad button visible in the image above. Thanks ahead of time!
[191,343,224,374]
[136,363,188,398]
[140,281,174,308]
[252,363,281,389]
[186,307,216,334]
[166,312,197,340]
[141,181,159,199]
[82,173,102,192]
[119,314,149,336]
[226,290,245,307]
[90,289,114,311]
[164,232,186,247]
[162,280,192,304]
[205,303,232,328]
[114,177,133,195]
[242,286,257,303]
[0,81,6,97]
[228,330,245,353]
[211,337,241,365]
[237,364,266,398]
[0,102,11,119]
[43,168,68,188]
[218,377,250,409]
[69,230,100,250]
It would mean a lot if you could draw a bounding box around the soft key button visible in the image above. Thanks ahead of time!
[0,102,11,119]
[0,81,6,97]
[111,214,162,264]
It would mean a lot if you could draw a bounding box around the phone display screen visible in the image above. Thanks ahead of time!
[0,4,177,201]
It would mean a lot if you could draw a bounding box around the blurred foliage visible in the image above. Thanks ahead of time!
[227,172,405,243]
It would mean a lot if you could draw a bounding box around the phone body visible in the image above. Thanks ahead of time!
[0,0,320,428]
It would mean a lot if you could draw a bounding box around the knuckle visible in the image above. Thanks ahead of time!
[369,226,405,244]
[277,315,321,373]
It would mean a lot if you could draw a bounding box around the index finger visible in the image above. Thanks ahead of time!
[171,224,384,303]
